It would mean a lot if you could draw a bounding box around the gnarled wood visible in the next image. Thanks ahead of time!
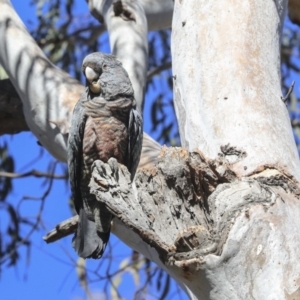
[87,147,300,299]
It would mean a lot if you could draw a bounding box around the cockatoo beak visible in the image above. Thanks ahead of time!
[85,66,101,94]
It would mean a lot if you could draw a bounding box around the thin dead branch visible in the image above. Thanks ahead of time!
[38,25,106,47]
[43,215,78,243]
[0,170,67,179]
[147,62,172,81]
[281,80,295,103]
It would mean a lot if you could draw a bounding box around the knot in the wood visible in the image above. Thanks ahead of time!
[174,225,210,252]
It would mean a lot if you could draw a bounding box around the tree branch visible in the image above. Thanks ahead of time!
[0,0,84,161]
[147,61,171,81]
[88,148,300,298]
[44,146,300,298]
[43,215,78,243]
[87,0,173,31]
[281,80,295,103]
[38,25,106,47]
[0,169,67,179]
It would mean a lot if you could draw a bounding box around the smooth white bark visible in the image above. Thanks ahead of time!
[103,0,148,112]
[112,218,197,300]
[137,0,173,30]
[0,0,84,161]
[203,187,300,300]
[87,0,173,31]
[172,0,300,181]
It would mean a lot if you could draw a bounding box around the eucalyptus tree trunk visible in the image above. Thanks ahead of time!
[1,0,300,299]
[166,1,300,298]
[172,0,300,180]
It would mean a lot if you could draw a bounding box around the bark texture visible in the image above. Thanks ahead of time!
[169,1,300,297]
[87,0,173,31]
[89,148,300,299]
[171,0,300,181]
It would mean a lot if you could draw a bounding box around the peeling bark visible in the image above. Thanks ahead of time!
[88,148,300,299]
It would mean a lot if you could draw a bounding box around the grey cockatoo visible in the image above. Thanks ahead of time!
[68,52,143,259]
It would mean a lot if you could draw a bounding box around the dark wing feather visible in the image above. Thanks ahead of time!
[68,93,110,259]
[68,95,87,213]
[127,108,143,181]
